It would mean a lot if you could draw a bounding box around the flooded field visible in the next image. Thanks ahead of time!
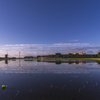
[0,59,100,100]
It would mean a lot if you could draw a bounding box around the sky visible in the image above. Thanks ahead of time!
[0,0,100,57]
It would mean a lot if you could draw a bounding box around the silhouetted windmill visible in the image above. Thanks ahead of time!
[5,50,8,59]
[5,50,8,65]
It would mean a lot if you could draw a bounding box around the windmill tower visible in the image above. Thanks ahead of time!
[5,50,8,59]
[19,51,21,59]
[5,50,8,65]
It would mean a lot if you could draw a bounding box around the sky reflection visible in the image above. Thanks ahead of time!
[0,60,100,74]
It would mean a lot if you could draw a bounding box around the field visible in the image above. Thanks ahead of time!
[38,58,100,61]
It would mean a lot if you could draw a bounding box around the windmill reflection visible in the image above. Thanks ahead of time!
[5,59,8,64]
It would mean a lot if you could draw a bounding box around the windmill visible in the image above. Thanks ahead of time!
[19,51,21,59]
[5,50,8,59]
[6,50,8,56]
[5,50,8,65]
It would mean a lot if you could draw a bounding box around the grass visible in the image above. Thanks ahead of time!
[1,58,100,61]
[37,58,100,61]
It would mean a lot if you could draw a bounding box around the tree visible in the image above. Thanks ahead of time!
[55,53,61,56]
[97,52,100,58]
[75,53,79,55]
[68,53,72,55]
[75,53,79,58]
[55,53,62,58]
[24,56,33,59]
[37,55,41,58]
[98,52,100,55]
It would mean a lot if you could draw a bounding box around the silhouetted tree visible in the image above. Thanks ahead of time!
[55,53,61,56]
[55,53,62,58]
[97,52,100,58]
[37,56,41,58]
[74,53,79,58]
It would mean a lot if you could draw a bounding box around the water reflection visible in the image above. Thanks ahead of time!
[1,59,100,65]
[5,59,8,64]
[40,60,97,65]
[12,59,16,61]
[0,60,100,74]
[55,60,61,64]
[24,59,33,61]
[98,61,100,64]
[37,59,41,62]
[0,60,100,100]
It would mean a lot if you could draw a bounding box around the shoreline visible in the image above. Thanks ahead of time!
[37,58,100,61]
[0,58,100,61]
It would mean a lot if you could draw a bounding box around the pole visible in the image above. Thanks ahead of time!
[19,51,20,59]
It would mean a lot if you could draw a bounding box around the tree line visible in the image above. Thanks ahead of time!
[37,52,100,58]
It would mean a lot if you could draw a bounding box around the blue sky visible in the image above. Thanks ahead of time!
[0,0,100,57]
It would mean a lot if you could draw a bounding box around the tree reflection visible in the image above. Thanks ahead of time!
[67,61,73,64]
[98,61,100,65]
[55,60,61,64]
[75,61,79,64]
[37,60,41,62]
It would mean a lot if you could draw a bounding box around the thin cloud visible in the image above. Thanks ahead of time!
[11,47,36,49]
[0,43,100,57]
[48,43,90,47]
[2,43,90,47]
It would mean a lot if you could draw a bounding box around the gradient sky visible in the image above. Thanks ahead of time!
[0,0,100,57]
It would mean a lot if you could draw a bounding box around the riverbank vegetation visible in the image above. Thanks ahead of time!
[37,58,100,61]
[0,52,100,61]
[37,52,100,61]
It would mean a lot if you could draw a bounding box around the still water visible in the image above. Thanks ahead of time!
[0,59,100,100]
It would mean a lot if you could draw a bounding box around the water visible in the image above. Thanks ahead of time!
[0,59,100,100]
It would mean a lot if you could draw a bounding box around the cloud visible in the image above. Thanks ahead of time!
[0,43,100,57]
[2,43,90,47]
[11,47,36,50]
[48,43,90,47]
